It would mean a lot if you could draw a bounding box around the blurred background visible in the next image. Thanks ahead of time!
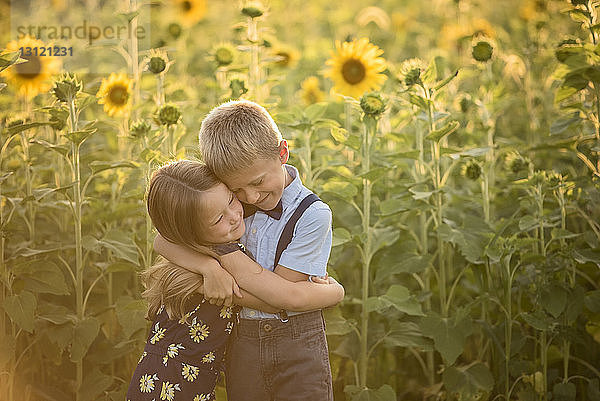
[1,0,600,400]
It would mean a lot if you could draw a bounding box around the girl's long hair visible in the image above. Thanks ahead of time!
[143,160,222,321]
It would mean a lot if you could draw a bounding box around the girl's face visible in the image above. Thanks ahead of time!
[198,183,245,244]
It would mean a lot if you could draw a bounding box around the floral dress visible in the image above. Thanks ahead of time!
[126,243,246,401]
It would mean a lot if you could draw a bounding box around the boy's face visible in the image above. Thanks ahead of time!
[198,183,245,244]
[223,142,289,211]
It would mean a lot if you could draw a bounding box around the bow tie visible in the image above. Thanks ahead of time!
[242,200,283,220]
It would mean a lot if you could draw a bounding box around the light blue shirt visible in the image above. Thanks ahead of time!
[239,164,332,319]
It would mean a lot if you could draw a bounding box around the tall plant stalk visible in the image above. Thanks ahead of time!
[553,178,572,382]
[414,117,435,385]
[246,16,263,102]
[358,115,375,388]
[422,85,448,316]
[129,0,141,119]
[0,133,20,338]
[303,128,314,189]
[67,98,84,401]
[534,181,548,401]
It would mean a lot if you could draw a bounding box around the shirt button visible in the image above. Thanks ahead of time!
[252,228,257,234]
[263,323,272,332]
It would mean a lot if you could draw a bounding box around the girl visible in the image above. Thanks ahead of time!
[126,160,344,401]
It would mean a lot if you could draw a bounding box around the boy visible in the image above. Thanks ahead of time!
[154,100,334,400]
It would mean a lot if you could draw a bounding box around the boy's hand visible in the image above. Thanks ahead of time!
[202,259,243,306]
[309,274,331,284]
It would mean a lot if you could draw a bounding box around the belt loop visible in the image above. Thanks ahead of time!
[277,310,289,323]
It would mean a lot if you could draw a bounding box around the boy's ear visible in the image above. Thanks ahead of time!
[278,140,289,164]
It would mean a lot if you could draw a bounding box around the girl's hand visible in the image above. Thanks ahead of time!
[202,259,242,306]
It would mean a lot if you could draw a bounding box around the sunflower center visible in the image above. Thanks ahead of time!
[276,52,290,66]
[342,59,366,85]
[182,1,192,11]
[108,85,129,105]
[15,56,42,80]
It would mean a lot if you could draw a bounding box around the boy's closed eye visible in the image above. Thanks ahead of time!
[231,178,264,193]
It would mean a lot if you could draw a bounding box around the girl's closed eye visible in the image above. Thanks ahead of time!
[213,194,235,225]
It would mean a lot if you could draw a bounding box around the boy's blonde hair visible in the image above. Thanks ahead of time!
[199,100,283,178]
[144,160,222,321]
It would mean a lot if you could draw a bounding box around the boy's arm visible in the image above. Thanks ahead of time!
[234,290,280,313]
[219,251,344,311]
[154,234,241,306]
[155,233,343,310]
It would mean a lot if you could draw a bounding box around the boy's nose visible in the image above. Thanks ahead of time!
[244,189,261,204]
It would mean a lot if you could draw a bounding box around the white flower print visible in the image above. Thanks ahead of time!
[138,351,147,363]
[150,322,166,344]
[201,351,216,364]
[219,306,232,319]
[160,381,181,401]
[193,394,211,401]
[181,363,200,382]
[139,373,158,393]
[162,343,185,366]
[225,321,234,334]
[188,317,210,342]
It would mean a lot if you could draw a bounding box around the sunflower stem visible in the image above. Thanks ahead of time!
[358,115,376,388]
[68,98,84,401]
[156,73,165,106]
[129,0,141,119]
[19,98,35,242]
[247,17,263,102]
[304,128,313,189]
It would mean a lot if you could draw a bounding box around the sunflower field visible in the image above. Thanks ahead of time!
[1,0,600,400]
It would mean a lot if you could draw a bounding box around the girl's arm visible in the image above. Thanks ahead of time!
[154,234,241,306]
[155,235,344,310]
[220,250,344,311]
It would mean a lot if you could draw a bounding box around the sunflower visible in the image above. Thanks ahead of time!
[143,48,172,75]
[324,38,386,99]
[96,72,133,117]
[1,36,62,98]
[397,58,428,87]
[439,18,495,51]
[211,42,236,67]
[299,76,325,105]
[271,43,299,69]
[172,0,206,27]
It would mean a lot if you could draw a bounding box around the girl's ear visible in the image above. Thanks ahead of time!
[278,139,289,164]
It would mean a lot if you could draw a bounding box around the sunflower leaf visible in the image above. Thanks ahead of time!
[7,122,53,135]
[89,160,139,175]
[425,121,459,142]
[30,139,70,158]
[0,51,24,72]
[65,129,97,145]
[433,69,459,92]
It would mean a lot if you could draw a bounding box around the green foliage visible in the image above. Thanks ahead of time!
[1,1,600,400]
